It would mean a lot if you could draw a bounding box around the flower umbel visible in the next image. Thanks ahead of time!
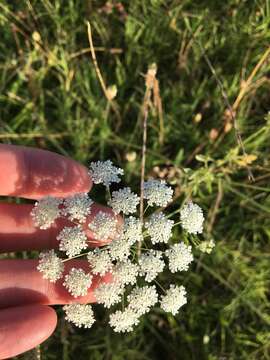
[145,212,174,244]
[180,201,204,234]
[31,196,62,230]
[165,243,194,273]
[89,160,124,187]
[57,226,88,258]
[32,158,208,333]
[37,250,64,282]
[88,211,118,241]
[62,193,93,223]
[109,309,139,333]
[63,268,93,298]
[160,285,187,315]
[64,304,95,328]
[143,179,173,207]
[109,187,140,215]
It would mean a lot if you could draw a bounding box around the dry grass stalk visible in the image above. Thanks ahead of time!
[138,63,158,256]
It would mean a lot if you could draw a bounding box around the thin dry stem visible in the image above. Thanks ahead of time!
[86,22,121,121]
[186,24,255,181]
[232,46,270,111]
[207,179,223,234]
[138,64,157,256]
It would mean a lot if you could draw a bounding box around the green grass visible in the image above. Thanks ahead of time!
[1,0,270,359]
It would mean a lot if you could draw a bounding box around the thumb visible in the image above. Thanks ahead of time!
[0,304,57,359]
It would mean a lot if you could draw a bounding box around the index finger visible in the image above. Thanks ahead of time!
[0,144,92,199]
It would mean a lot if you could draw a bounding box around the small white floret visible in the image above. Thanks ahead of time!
[139,250,165,282]
[87,248,113,276]
[88,211,118,241]
[57,226,88,258]
[180,201,204,234]
[109,308,139,333]
[145,212,174,244]
[165,243,193,273]
[63,268,93,298]
[94,282,124,308]
[160,285,187,315]
[108,237,131,261]
[64,304,95,328]
[123,216,143,245]
[62,193,93,223]
[31,196,62,230]
[37,250,64,282]
[143,179,173,207]
[109,187,140,215]
[89,160,124,187]
[113,260,139,286]
[127,285,158,316]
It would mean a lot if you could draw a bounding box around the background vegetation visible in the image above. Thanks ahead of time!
[0,0,270,359]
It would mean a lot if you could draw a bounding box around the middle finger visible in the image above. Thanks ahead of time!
[0,202,121,252]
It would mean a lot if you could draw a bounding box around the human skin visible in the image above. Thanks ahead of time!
[0,144,116,359]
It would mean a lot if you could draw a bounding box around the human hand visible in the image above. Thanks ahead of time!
[0,144,116,359]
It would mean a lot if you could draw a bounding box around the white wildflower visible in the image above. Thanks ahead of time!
[37,250,64,282]
[63,268,93,298]
[94,282,124,308]
[123,216,143,245]
[108,237,131,261]
[145,212,174,244]
[57,226,88,258]
[31,196,62,230]
[113,260,139,286]
[160,285,187,315]
[62,193,93,223]
[109,308,139,333]
[87,248,113,276]
[143,179,173,207]
[88,211,118,241]
[165,243,193,273]
[89,160,124,187]
[139,250,165,282]
[198,239,215,254]
[109,308,139,332]
[109,187,139,215]
[127,285,158,316]
[64,304,95,328]
[180,201,204,234]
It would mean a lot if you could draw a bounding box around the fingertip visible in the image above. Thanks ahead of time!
[0,144,92,199]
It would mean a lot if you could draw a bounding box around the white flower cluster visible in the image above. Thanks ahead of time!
[32,160,207,333]
[165,243,194,273]
[63,268,93,297]
[63,193,93,223]
[37,250,64,282]
[145,212,174,244]
[89,160,123,186]
[109,187,139,214]
[31,196,62,230]
[143,179,173,207]
[63,304,95,328]
[57,226,88,258]
[139,250,165,282]
[160,285,187,315]
[88,211,118,241]
[180,201,204,234]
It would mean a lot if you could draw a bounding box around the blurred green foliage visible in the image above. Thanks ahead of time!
[1,0,270,359]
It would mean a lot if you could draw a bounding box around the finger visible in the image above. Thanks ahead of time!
[0,260,111,308]
[0,304,57,359]
[0,144,91,199]
[0,203,121,252]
